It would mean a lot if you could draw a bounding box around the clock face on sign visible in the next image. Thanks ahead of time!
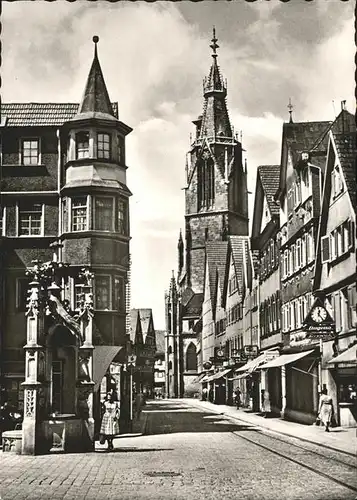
[311,306,327,323]
[217,349,224,357]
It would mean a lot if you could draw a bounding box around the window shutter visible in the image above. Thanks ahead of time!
[348,220,355,249]
[321,235,330,264]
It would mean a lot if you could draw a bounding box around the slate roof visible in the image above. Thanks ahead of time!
[333,131,356,209]
[182,292,204,317]
[257,165,280,217]
[206,241,229,307]
[155,330,166,354]
[129,309,141,343]
[0,102,119,127]
[285,120,331,154]
[229,236,248,296]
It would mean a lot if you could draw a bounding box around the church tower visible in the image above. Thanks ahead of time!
[183,29,248,294]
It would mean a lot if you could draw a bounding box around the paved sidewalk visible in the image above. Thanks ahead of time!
[184,398,357,456]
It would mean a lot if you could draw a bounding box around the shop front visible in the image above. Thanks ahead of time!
[328,343,357,428]
[259,349,319,424]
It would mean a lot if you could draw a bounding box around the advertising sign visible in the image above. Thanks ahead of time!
[303,296,335,341]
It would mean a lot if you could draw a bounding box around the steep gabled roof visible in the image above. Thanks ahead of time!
[229,236,249,297]
[206,241,229,311]
[129,309,141,343]
[333,132,356,209]
[258,165,281,217]
[155,330,166,354]
[182,293,204,318]
[276,120,331,200]
[313,129,356,290]
[0,102,119,127]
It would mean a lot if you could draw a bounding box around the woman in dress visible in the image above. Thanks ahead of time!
[100,393,120,450]
[318,387,334,432]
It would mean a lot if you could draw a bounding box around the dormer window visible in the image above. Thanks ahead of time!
[21,139,39,165]
[97,133,111,159]
[76,132,90,159]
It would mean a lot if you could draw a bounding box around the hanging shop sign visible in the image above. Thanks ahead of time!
[303,296,335,341]
[214,347,228,363]
[231,349,248,363]
[244,345,259,358]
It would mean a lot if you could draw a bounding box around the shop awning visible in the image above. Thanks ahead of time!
[211,368,232,381]
[328,344,357,364]
[235,353,269,373]
[190,373,207,384]
[93,346,124,390]
[201,373,214,383]
[258,349,315,369]
[231,373,250,381]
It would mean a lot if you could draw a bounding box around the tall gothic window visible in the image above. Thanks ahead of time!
[197,157,215,209]
[186,343,197,371]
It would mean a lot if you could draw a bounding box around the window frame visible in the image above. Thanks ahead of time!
[76,131,90,160]
[94,274,112,311]
[20,138,40,166]
[97,132,111,160]
[16,277,32,312]
[17,202,44,237]
[93,196,115,232]
[0,205,5,236]
[117,198,128,235]
[70,195,89,232]
[113,275,126,312]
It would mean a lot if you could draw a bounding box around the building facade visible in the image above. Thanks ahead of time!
[0,38,132,437]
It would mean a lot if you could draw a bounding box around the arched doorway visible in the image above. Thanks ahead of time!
[186,343,197,371]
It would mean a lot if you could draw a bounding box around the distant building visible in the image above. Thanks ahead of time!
[165,29,249,398]
[153,330,166,397]
[129,308,156,397]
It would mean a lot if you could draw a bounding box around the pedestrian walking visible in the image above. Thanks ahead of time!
[317,387,334,432]
[234,388,241,409]
[99,393,120,450]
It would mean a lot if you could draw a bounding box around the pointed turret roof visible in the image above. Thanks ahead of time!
[72,36,117,122]
[199,28,232,139]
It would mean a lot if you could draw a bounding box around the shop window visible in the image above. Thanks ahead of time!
[97,133,111,159]
[21,138,39,165]
[95,275,111,310]
[94,197,114,231]
[339,382,357,404]
[76,132,90,159]
[71,197,88,232]
[19,202,42,236]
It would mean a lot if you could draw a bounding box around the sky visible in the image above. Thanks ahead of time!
[2,1,354,330]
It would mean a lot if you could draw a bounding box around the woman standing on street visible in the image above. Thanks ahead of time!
[318,387,334,432]
[100,393,120,450]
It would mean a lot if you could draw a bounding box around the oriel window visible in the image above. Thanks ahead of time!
[71,197,87,232]
[94,197,114,231]
[21,139,39,165]
[97,133,111,159]
[19,202,42,236]
[76,132,90,159]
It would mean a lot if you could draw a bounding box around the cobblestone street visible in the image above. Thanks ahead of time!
[0,400,356,500]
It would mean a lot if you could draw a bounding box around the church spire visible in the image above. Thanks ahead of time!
[76,36,115,118]
[199,28,232,139]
